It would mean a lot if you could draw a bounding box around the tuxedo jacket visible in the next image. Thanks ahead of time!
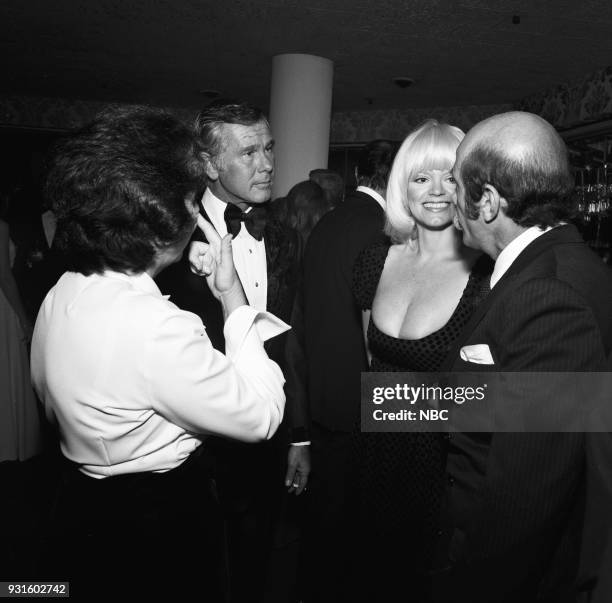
[433,225,612,602]
[291,189,386,432]
[155,203,305,441]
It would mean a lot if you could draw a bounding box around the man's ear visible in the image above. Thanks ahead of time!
[202,152,219,181]
[479,184,502,224]
[354,166,359,183]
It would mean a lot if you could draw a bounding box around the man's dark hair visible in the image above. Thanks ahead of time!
[45,105,206,275]
[356,139,396,190]
[460,144,576,227]
[194,101,268,158]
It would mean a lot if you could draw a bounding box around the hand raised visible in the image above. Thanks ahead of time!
[189,215,240,300]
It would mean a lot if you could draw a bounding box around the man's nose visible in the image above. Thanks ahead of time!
[258,152,273,172]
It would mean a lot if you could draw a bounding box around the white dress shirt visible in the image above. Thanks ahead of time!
[202,190,310,447]
[356,185,386,211]
[31,270,289,478]
[490,225,554,288]
[203,189,268,311]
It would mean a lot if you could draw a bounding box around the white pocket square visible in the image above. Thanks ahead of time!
[460,344,495,365]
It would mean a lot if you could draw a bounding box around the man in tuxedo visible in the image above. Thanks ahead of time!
[293,140,396,602]
[433,111,612,602]
[156,101,308,602]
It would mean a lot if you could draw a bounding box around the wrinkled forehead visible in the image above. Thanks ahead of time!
[220,120,272,150]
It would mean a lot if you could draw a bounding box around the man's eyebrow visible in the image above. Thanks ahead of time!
[239,139,274,153]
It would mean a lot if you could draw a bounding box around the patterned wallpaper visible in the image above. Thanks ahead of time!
[0,93,511,142]
[1,63,611,138]
[517,65,612,130]
[329,103,512,143]
[331,64,612,142]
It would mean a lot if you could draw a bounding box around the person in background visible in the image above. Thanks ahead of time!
[290,140,396,603]
[168,101,308,603]
[271,179,332,246]
[352,120,491,601]
[4,185,64,324]
[0,190,42,463]
[309,168,345,208]
[32,106,288,601]
[0,188,50,579]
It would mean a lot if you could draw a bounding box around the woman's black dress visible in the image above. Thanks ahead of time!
[352,242,491,601]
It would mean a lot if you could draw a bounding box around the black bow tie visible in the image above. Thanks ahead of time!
[224,203,268,241]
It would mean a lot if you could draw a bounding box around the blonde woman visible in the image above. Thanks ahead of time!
[352,119,491,600]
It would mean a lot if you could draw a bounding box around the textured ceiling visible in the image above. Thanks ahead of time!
[2,0,612,112]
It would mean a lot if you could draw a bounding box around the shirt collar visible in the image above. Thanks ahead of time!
[490,225,553,288]
[202,188,256,238]
[202,188,228,236]
[102,270,169,299]
[356,185,386,211]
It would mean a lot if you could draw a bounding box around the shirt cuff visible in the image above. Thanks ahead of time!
[289,426,310,443]
[224,305,290,357]
[291,441,311,446]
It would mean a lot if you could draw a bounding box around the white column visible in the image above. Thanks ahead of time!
[269,53,334,199]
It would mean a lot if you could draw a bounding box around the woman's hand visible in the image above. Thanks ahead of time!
[189,216,246,315]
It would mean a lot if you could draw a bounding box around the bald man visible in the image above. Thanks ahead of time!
[431,112,612,602]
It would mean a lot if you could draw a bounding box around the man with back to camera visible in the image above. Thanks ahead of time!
[433,111,612,602]
[156,101,309,603]
[288,140,396,602]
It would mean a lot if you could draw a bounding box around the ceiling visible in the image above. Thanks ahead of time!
[2,0,612,114]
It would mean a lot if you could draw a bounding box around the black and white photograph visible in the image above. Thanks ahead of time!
[1,1,612,601]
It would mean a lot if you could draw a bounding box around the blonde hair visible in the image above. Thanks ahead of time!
[385,119,465,243]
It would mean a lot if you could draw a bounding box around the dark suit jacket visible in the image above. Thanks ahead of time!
[433,225,612,602]
[155,203,305,441]
[296,189,386,432]
[12,213,65,322]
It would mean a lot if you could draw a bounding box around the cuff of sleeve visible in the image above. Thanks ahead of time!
[291,441,311,446]
[224,305,291,356]
[289,426,310,443]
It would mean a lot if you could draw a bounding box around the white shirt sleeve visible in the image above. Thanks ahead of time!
[146,304,289,442]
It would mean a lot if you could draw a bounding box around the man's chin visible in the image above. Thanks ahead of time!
[249,193,272,205]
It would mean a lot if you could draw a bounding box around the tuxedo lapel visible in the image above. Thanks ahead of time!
[195,205,214,242]
[441,273,508,370]
[263,216,300,321]
[264,217,282,296]
[196,205,255,306]
[498,224,582,282]
[441,225,585,370]
[196,203,299,324]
